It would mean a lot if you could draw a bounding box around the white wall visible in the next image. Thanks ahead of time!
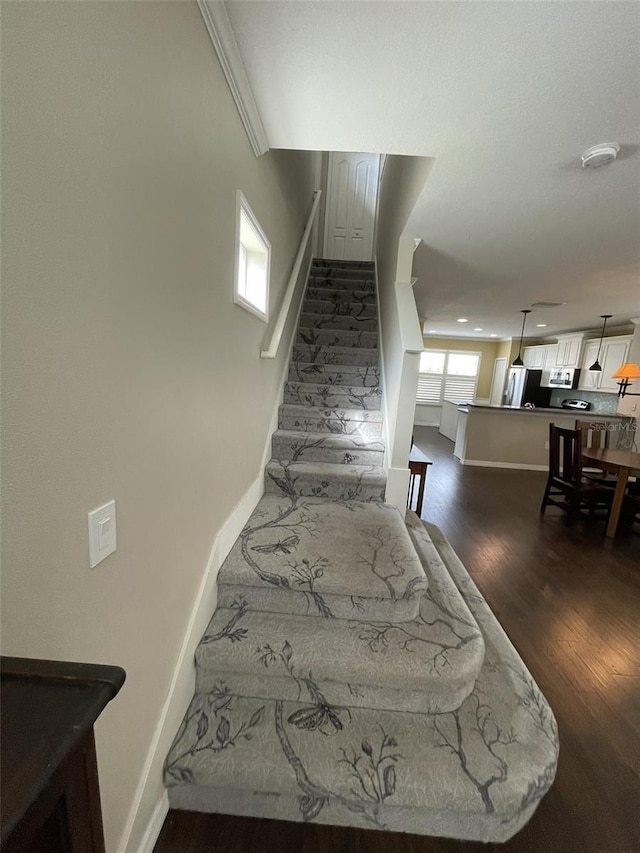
[375,156,433,507]
[1,2,315,850]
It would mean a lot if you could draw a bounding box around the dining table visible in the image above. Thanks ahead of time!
[581,447,640,538]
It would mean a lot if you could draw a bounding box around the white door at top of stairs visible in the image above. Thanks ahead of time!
[323,152,380,262]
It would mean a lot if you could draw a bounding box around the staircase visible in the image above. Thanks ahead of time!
[164,260,558,842]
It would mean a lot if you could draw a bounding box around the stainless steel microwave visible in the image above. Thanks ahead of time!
[547,367,580,389]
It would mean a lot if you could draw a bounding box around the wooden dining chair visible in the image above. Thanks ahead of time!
[575,419,617,486]
[540,424,614,525]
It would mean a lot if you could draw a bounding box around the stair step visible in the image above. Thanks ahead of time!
[166,525,558,843]
[303,298,377,318]
[284,382,382,410]
[312,264,375,281]
[278,404,384,436]
[288,363,380,387]
[306,284,376,303]
[297,328,378,349]
[299,312,378,332]
[272,430,385,465]
[292,344,379,367]
[264,460,386,502]
[195,569,484,712]
[313,258,375,270]
[218,495,421,622]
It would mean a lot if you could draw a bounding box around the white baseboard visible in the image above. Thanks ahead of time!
[373,257,391,469]
[460,459,548,471]
[414,420,440,428]
[135,792,169,853]
[118,246,310,853]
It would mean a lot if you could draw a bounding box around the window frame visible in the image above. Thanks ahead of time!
[416,349,482,405]
[233,190,271,322]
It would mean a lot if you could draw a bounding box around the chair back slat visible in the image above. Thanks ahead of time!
[549,423,582,484]
[575,419,610,451]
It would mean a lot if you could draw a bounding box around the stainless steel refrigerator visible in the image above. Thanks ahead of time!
[504,368,552,408]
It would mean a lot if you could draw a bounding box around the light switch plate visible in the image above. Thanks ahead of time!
[88,500,117,568]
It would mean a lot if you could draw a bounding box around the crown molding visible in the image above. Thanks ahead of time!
[198,1,269,158]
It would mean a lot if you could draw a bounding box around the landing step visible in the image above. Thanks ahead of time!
[195,572,484,712]
[264,460,386,502]
[217,496,425,622]
[278,404,384,436]
[166,524,558,843]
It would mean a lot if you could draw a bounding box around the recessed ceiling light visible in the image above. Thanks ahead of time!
[457,318,468,323]
[428,329,436,333]
[490,334,498,338]
[536,323,547,328]
[474,327,483,331]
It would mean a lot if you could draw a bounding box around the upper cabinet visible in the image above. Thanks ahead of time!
[578,335,632,392]
[554,334,584,368]
[523,343,558,370]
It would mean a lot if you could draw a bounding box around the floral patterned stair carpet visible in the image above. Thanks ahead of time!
[165,261,558,841]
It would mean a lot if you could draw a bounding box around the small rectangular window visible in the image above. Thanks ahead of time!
[234,190,270,321]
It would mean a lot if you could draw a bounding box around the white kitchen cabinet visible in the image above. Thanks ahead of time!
[600,337,631,392]
[523,345,545,368]
[554,334,584,368]
[578,340,602,390]
[578,336,631,392]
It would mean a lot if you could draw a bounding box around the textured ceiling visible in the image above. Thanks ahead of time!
[225,0,640,340]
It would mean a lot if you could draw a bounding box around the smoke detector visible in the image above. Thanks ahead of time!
[581,143,620,169]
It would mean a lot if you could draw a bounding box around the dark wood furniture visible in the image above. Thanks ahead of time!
[580,447,640,538]
[1,656,125,853]
[575,418,617,486]
[407,446,433,516]
[540,424,613,525]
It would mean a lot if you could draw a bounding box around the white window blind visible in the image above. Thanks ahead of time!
[417,350,480,405]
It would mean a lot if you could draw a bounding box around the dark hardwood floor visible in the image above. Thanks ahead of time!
[154,427,640,853]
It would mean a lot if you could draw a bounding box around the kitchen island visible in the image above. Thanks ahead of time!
[454,404,634,470]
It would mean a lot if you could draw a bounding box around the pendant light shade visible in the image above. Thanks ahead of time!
[512,310,531,366]
[589,314,612,371]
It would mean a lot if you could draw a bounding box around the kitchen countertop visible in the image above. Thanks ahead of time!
[460,403,629,418]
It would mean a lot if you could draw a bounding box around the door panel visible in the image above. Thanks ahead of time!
[324,152,380,261]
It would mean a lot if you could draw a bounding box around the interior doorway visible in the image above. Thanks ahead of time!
[323,151,381,261]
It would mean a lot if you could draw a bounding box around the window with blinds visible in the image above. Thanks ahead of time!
[416,350,480,405]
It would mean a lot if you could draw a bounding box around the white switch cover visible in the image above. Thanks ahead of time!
[88,500,117,568]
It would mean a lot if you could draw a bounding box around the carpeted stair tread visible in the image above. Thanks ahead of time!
[272,430,385,465]
[288,363,380,387]
[299,313,378,332]
[297,327,378,348]
[278,404,384,436]
[196,547,484,713]
[217,496,426,622]
[264,460,386,502]
[303,299,377,318]
[306,284,376,302]
[292,344,379,366]
[284,381,383,410]
[166,526,557,843]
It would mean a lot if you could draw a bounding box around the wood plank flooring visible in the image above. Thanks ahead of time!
[153,427,640,853]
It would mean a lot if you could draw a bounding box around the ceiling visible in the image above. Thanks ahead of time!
[224,0,640,341]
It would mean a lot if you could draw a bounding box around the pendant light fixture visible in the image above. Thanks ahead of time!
[512,309,532,366]
[588,314,612,371]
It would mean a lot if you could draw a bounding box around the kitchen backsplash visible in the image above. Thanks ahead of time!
[550,389,619,414]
